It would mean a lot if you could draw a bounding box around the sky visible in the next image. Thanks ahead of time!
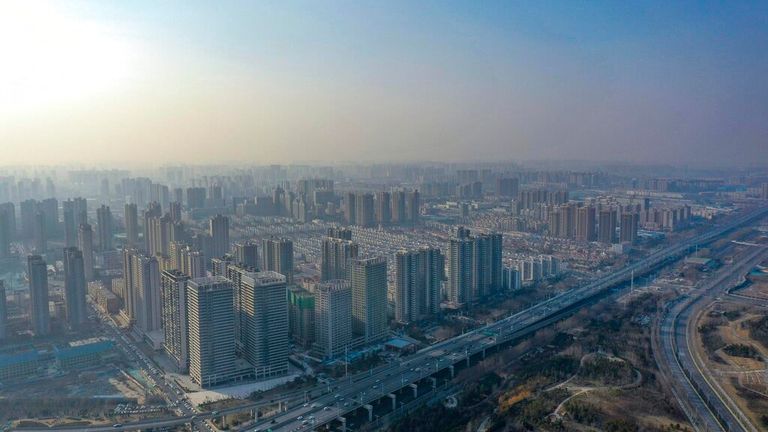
[1,0,767,167]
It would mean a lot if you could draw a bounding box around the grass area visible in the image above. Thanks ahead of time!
[722,343,761,359]
[576,356,636,386]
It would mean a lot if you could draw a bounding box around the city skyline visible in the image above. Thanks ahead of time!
[2,1,768,167]
[1,2,768,431]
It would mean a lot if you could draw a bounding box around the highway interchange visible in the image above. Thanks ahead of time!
[659,245,767,432]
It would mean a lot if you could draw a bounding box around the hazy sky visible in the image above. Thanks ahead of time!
[1,1,767,167]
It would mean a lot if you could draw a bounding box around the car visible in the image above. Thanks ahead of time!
[303,403,308,407]
[212,410,219,415]
[112,424,123,428]
[323,406,330,411]
[297,416,303,420]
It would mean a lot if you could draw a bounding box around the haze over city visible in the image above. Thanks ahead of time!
[2,0,768,166]
[2,2,768,432]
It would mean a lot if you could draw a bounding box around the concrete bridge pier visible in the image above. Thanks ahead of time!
[364,404,374,422]
[429,377,437,389]
[388,393,396,410]
[448,365,455,378]
[482,348,486,359]
[409,383,418,398]
[338,416,347,432]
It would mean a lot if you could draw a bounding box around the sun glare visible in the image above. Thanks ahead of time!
[0,1,138,115]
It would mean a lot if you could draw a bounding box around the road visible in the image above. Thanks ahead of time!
[90,303,209,431]
[658,243,767,431]
[249,207,768,432]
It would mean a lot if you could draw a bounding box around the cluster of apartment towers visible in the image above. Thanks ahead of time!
[11,195,505,389]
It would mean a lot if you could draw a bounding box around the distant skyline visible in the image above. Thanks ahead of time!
[1,1,767,166]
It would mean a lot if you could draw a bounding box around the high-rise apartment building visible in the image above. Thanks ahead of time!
[209,214,230,259]
[123,249,162,333]
[261,237,294,284]
[181,246,206,278]
[0,207,12,259]
[187,276,236,387]
[447,227,502,306]
[375,191,391,225]
[62,247,87,328]
[169,201,182,222]
[72,197,88,227]
[161,270,190,372]
[62,200,77,248]
[354,192,374,227]
[125,203,139,247]
[211,255,235,278]
[28,255,50,336]
[96,205,114,251]
[598,208,618,244]
[224,263,250,354]
[147,213,173,257]
[326,227,353,240]
[20,199,37,239]
[344,192,356,225]
[238,271,289,379]
[313,280,352,359]
[575,205,597,242]
[447,228,474,306]
[349,257,388,343]
[496,177,519,197]
[472,232,503,299]
[78,223,95,281]
[321,237,359,281]
[40,198,58,235]
[395,248,444,323]
[33,211,46,252]
[186,187,207,209]
[0,281,7,340]
[406,190,420,224]
[143,202,162,252]
[0,202,17,247]
[288,286,315,349]
[391,190,406,224]
[620,212,639,244]
[169,241,185,271]
[234,241,259,269]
